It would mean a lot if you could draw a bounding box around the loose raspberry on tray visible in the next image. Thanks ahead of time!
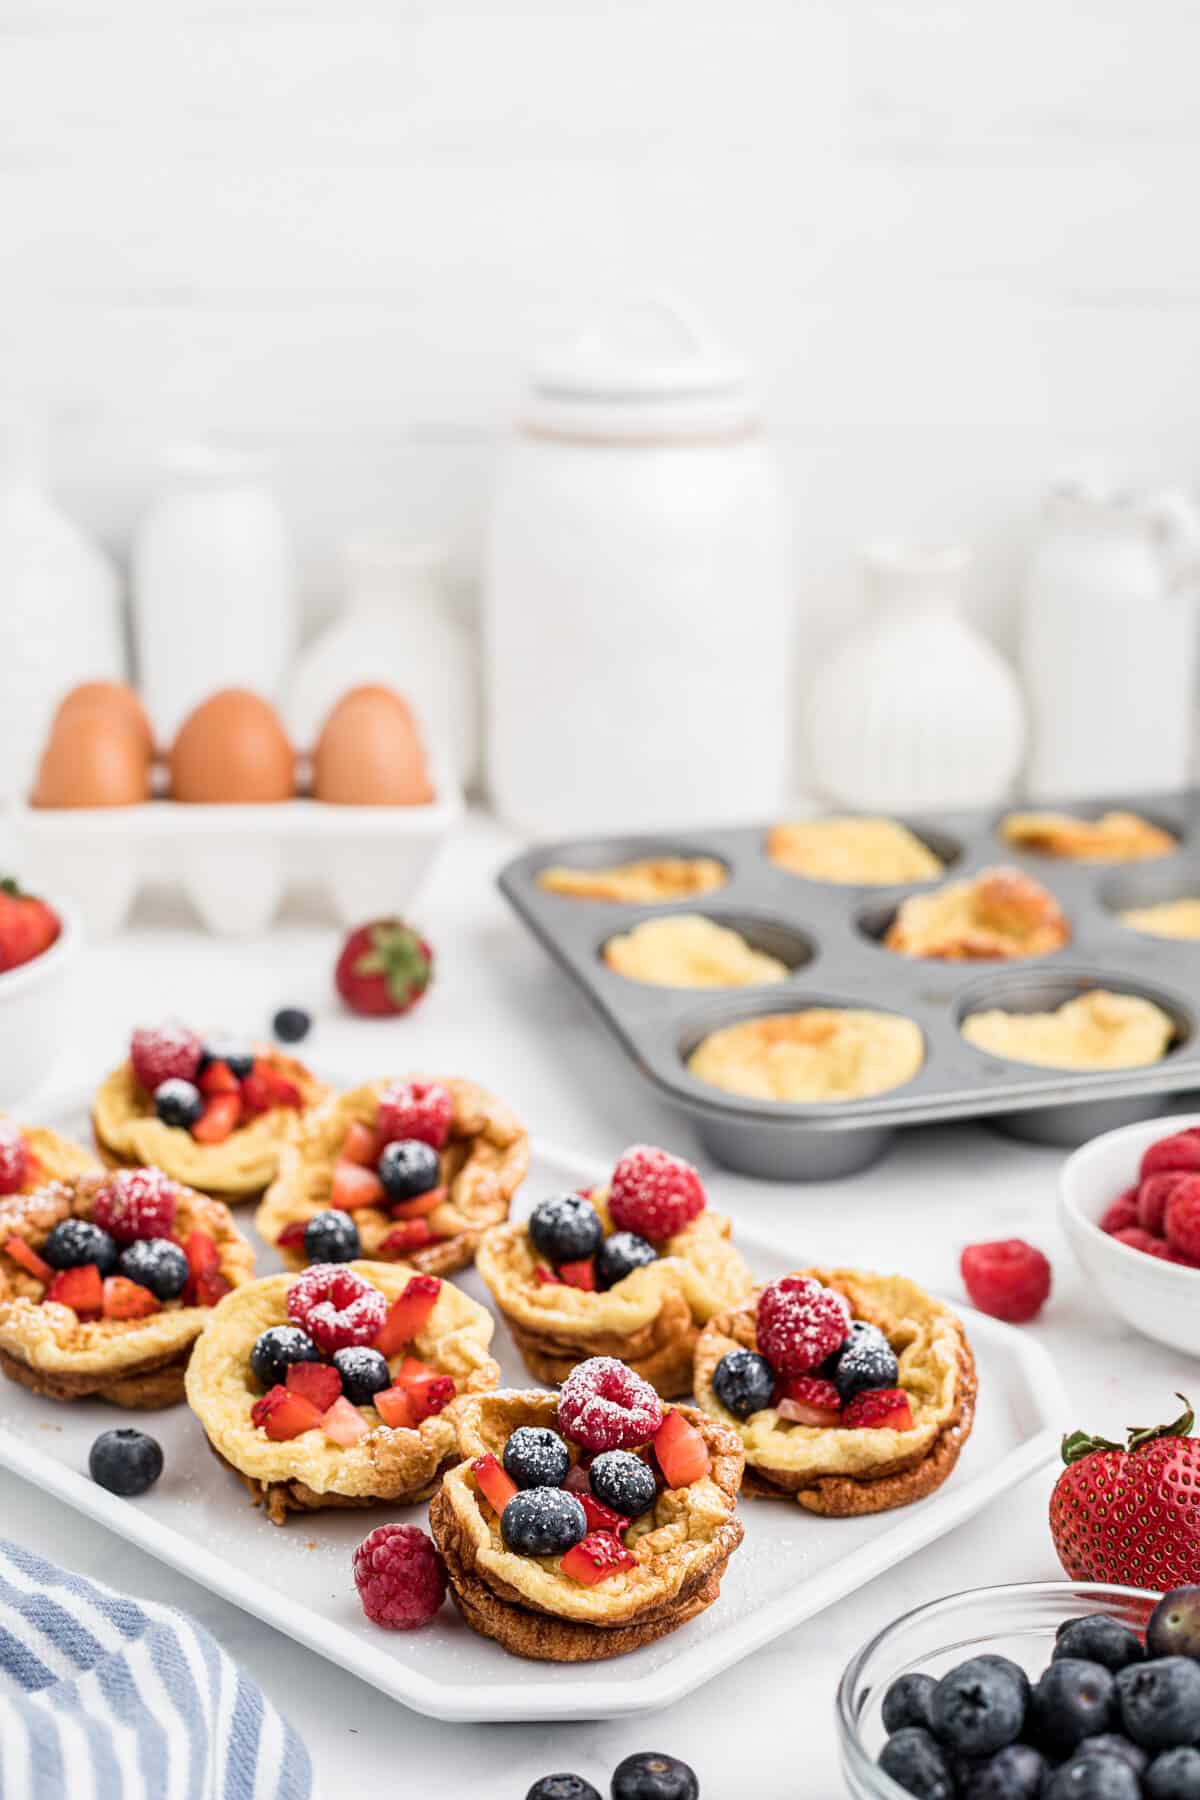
[755,1275,851,1375]
[92,1168,178,1244]
[0,1119,30,1195]
[286,1264,388,1353]
[558,1356,665,1453]
[130,1023,203,1094]
[607,1146,706,1243]
[960,1239,1051,1323]
[376,1079,453,1152]
[353,1523,447,1630]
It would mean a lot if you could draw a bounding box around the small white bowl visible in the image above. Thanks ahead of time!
[0,901,81,1107]
[1059,1112,1200,1356]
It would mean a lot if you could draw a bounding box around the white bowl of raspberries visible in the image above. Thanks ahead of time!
[0,879,80,1106]
[1059,1116,1200,1356]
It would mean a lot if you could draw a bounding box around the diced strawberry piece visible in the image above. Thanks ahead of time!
[45,1264,103,1318]
[579,1491,628,1536]
[277,1219,308,1251]
[389,1186,447,1221]
[250,1385,324,1441]
[342,1120,381,1167]
[373,1275,442,1356]
[238,1072,277,1117]
[190,1269,233,1309]
[101,1275,161,1320]
[561,1532,637,1586]
[242,1060,302,1113]
[842,1387,914,1431]
[377,1220,435,1257]
[193,1093,241,1143]
[393,1358,456,1422]
[4,1236,52,1283]
[266,1074,302,1109]
[321,1395,370,1446]
[472,1453,519,1514]
[331,1161,386,1211]
[286,1361,343,1411]
[533,1266,563,1286]
[374,1384,416,1429]
[774,1375,843,1427]
[558,1259,596,1292]
[0,1122,31,1195]
[653,1410,712,1488]
[199,1059,239,1096]
[182,1230,221,1279]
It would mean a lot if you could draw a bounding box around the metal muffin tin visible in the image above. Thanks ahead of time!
[498,789,1200,1180]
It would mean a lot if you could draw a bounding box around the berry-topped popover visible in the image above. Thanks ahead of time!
[185,1262,499,1524]
[693,1269,975,1515]
[0,1113,100,1195]
[0,1167,254,1407]
[255,1076,530,1280]
[475,1146,754,1398]
[429,1357,744,1661]
[92,1024,328,1201]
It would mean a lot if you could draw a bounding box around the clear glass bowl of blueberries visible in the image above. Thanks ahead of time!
[835,1580,1200,1798]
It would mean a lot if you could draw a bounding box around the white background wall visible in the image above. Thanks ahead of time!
[6,0,1200,663]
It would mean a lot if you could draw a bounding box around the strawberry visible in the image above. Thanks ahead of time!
[373,1275,442,1357]
[192,1093,241,1143]
[378,1220,435,1257]
[45,1264,103,1317]
[388,1186,446,1221]
[652,1410,711,1488]
[0,1120,31,1195]
[331,1162,386,1211]
[335,919,434,1018]
[392,1357,456,1423]
[277,1220,309,1252]
[374,1385,416,1429]
[533,1266,563,1286]
[4,1235,51,1283]
[241,1060,302,1115]
[473,1454,518,1514]
[0,879,60,973]
[251,1385,324,1441]
[101,1276,160,1320]
[191,1270,232,1308]
[557,1258,596,1292]
[342,1121,382,1167]
[578,1490,629,1537]
[322,1395,370,1446]
[774,1375,842,1427]
[181,1230,220,1281]
[198,1059,239,1097]
[842,1387,914,1431]
[561,1532,637,1586]
[1050,1397,1200,1588]
[130,1023,202,1094]
[1141,1130,1200,1180]
[286,1361,342,1412]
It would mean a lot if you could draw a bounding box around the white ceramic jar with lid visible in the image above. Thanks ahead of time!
[483,294,794,834]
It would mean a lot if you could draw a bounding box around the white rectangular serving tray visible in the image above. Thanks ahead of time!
[0,1096,1066,1722]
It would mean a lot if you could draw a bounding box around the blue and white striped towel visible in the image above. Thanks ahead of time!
[0,1538,315,1800]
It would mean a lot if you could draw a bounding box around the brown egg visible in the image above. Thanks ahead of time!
[53,681,155,758]
[32,715,152,808]
[313,685,433,806]
[170,689,295,803]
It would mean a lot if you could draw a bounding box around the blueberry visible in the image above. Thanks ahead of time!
[89,1428,163,1497]
[976,1653,1032,1710]
[154,1078,204,1129]
[116,1238,189,1301]
[378,1139,441,1202]
[250,1325,320,1389]
[201,1040,254,1079]
[589,1450,657,1518]
[304,1211,360,1264]
[272,1008,311,1045]
[524,1780,602,1800]
[528,1195,603,1266]
[1031,1658,1117,1757]
[1043,1750,1142,1799]
[1117,1657,1200,1751]
[821,1317,887,1377]
[877,1727,955,1800]
[503,1427,571,1490]
[610,1753,699,1800]
[930,1655,1026,1757]
[962,1742,1048,1800]
[1146,1745,1200,1799]
[830,1326,899,1403]
[42,1218,118,1276]
[882,1671,937,1735]
[711,1349,775,1420]
[500,1488,587,1557]
[1056,1615,1146,1673]
[1085,1736,1148,1777]
[1148,1587,1200,1662]
[595,1232,657,1289]
[333,1347,390,1405]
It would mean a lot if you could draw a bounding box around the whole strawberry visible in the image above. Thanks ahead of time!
[1050,1395,1200,1589]
[334,919,433,1018]
[0,878,60,973]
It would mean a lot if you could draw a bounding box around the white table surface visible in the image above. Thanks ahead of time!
[1,811,1194,1799]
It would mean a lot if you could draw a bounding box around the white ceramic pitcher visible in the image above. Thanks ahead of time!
[1021,483,1200,800]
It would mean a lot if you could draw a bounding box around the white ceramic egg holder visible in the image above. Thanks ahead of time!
[6,742,461,937]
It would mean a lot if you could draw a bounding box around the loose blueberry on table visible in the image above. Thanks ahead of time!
[312,1079,455,1261]
[88,1428,164,1498]
[130,1023,303,1147]
[524,1760,700,1800]
[272,1007,311,1045]
[528,1145,706,1293]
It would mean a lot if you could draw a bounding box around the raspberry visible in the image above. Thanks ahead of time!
[287,1264,387,1352]
[1165,1175,1200,1260]
[130,1023,202,1094]
[376,1079,453,1152]
[960,1239,1051,1323]
[755,1276,850,1376]
[557,1357,664,1452]
[353,1523,446,1630]
[1137,1172,1189,1236]
[92,1168,178,1244]
[607,1146,706,1243]
[1141,1129,1200,1180]
[0,1120,30,1195]
[1112,1226,1172,1258]
[1098,1187,1139,1235]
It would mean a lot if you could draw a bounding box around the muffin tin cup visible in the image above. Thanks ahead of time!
[499,790,1200,1179]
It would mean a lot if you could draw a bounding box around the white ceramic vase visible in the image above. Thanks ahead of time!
[805,545,1026,812]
